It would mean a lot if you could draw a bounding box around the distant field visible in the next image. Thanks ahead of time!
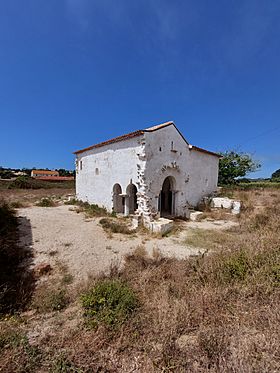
[221,181,280,190]
[0,178,75,190]
[0,179,75,204]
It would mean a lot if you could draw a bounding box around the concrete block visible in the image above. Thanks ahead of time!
[149,218,173,235]
[211,197,233,209]
[189,211,203,221]
[232,201,241,214]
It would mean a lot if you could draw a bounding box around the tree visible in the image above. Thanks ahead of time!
[271,169,280,181]
[56,168,74,177]
[218,151,261,185]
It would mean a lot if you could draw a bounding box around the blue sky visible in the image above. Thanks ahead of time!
[0,0,279,177]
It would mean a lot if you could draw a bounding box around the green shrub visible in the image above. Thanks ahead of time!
[81,280,138,328]
[8,176,44,189]
[36,198,56,207]
[216,250,251,284]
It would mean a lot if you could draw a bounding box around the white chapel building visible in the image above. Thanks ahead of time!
[74,121,220,223]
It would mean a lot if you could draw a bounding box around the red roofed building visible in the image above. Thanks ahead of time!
[31,170,59,178]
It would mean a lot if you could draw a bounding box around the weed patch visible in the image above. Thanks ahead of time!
[68,199,109,217]
[81,280,138,328]
[0,328,24,350]
[99,217,135,234]
[32,288,68,312]
[36,197,56,207]
[215,250,251,284]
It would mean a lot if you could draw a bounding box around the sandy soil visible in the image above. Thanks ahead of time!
[17,205,238,283]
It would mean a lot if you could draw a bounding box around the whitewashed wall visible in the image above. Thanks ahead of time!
[143,125,219,217]
[75,136,144,211]
[75,124,219,217]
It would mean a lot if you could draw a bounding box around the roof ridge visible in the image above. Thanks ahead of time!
[73,121,174,154]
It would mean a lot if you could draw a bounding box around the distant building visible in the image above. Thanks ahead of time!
[31,170,59,178]
[13,171,28,176]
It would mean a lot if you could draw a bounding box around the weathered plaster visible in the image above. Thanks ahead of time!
[75,123,219,224]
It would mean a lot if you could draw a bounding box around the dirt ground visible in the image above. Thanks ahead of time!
[1,188,279,372]
[17,204,238,283]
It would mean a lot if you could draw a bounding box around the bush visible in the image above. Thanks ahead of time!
[81,280,138,328]
[217,250,251,283]
[8,176,43,189]
[36,198,56,207]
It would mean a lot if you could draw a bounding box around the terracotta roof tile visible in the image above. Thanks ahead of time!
[32,170,59,175]
[144,121,174,132]
[74,130,144,154]
[36,176,74,181]
[190,145,221,158]
[73,121,220,157]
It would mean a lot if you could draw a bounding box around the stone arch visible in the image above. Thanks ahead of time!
[126,183,138,214]
[159,176,176,217]
[112,183,124,213]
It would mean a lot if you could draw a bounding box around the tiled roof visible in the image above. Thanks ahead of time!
[74,130,144,154]
[36,176,74,181]
[32,170,59,175]
[189,145,221,158]
[144,121,174,132]
[73,121,220,157]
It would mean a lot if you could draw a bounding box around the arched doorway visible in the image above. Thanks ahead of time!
[159,176,176,217]
[126,184,138,214]
[113,184,124,213]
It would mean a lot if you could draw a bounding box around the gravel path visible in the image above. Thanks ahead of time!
[17,205,236,282]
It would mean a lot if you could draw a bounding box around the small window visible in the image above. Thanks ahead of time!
[171,141,177,152]
[95,168,99,175]
[80,161,83,170]
[159,147,162,152]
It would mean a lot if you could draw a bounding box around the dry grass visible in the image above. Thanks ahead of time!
[0,188,279,372]
[99,217,136,235]
[0,187,74,206]
[184,228,236,250]
[66,199,110,218]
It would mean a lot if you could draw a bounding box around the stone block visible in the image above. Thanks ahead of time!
[211,197,233,209]
[232,201,241,214]
[189,211,203,221]
[148,218,173,235]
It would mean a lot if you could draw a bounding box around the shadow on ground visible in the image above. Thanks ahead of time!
[0,208,35,314]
